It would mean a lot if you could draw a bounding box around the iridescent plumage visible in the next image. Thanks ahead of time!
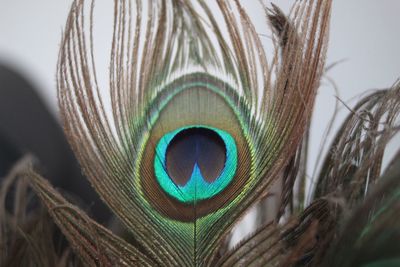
[48,0,331,265]
[46,0,333,265]
[1,0,400,266]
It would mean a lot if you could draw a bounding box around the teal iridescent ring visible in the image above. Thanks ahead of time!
[154,125,238,203]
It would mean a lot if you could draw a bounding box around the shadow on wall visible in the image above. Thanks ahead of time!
[0,63,110,223]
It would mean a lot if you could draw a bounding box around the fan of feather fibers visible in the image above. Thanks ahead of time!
[1,0,400,266]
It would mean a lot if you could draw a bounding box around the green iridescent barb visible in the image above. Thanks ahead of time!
[154,125,237,203]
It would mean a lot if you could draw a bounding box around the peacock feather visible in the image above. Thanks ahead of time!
[1,0,399,266]
[53,0,331,265]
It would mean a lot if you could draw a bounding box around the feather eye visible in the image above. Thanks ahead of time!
[137,73,253,223]
[53,0,332,265]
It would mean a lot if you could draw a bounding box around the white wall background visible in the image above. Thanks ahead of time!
[0,1,399,231]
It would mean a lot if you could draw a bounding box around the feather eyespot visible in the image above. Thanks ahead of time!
[138,74,254,221]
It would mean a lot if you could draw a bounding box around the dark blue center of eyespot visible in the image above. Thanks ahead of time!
[154,125,237,203]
